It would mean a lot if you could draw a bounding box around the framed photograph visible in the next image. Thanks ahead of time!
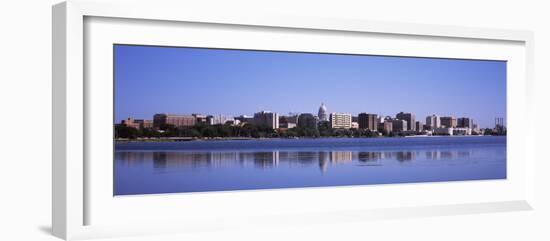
[53,0,535,240]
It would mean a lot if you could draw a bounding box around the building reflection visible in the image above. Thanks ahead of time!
[330,151,353,164]
[115,148,475,173]
[425,150,472,160]
[358,151,382,162]
[395,151,415,162]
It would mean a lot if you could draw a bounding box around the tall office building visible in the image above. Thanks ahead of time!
[378,120,393,133]
[330,113,352,129]
[358,113,378,130]
[318,103,329,121]
[457,117,473,128]
[392,119,407,132]
[415,121,423,132]
[440,116,457,128]
[253,111,279,129]
[396,112,416,131]
[425,114,441,130]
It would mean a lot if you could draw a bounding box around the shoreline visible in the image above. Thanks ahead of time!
[115,135,501,142]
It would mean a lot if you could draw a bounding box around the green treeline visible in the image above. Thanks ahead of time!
[114,123,380,139]
[114,123,505,139]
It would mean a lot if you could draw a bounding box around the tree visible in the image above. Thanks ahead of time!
[318,121,332,137]
[201,126,219,138]
[483,128,494,136]
[115,125,139,139]
[141,128,161,138]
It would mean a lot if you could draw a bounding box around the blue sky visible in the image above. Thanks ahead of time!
[114,45,506,128]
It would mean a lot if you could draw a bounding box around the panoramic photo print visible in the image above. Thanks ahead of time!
[114,44,507,195]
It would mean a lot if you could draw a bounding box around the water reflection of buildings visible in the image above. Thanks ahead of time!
[330,151,353,164]
[425,150,472,160]
[355,151,415,162]
[115,149,476,173]
[358,151,382,162]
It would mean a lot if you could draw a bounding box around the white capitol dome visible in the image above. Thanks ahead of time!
[318,103,328,121]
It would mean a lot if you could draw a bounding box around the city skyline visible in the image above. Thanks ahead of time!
[115,45,506,128]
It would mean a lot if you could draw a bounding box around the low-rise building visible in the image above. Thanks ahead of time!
[235,115,254,124]
[432,127,471,136]
[120,118,153,129]
[121,118,141,129]
[193,114,209,124]
[153,114,196,128]
[433,127,453,136]
[453,127,472,135]
[207,114,235,125]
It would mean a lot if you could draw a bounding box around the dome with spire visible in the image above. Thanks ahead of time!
[318,103,328,121]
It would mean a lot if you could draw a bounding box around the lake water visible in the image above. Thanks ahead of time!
[114,136,506,195]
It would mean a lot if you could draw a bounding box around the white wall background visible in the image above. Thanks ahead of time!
[0,0,548,240]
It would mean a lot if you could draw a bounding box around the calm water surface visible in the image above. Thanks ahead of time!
[114,136,506,195]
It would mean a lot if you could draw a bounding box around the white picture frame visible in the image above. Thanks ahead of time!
[52,1,535,240]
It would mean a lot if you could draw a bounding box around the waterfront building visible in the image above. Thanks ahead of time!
[235,115,254,124]
[121,118,141,129]
[279,115,298,129]
[377,120,393,133]
[253,111,279,129]
[206,115,214,125]
[396,112,416,131]
[225,119,241,126]
[192,114,208,124]
[318,103,329,121]
[440,116,457,128]
[391,119,407,132]
[330,113,352,129]
[141,120,153,128]
[207,114,235,125]
[351,122,359,129]
[453,127,472,135]
[433,127,471,136]
[358,113,378,131]
[153,114,196,128]
[433,127,453,136]
[457,117,474,128]
[425,114,441,130]
[297,113,318,129]
[415,121,423,132]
